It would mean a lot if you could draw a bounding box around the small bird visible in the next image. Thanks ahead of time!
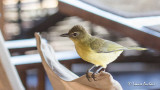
[60,25,146,81]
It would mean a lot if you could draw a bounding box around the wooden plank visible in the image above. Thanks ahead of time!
[58,0,160,51]
[0,31,25,90]
[0,60,13,90]
[18,71,27,90]
[5,38,46,49]
[80,0,160,18]
[37,67,45,90]
[0,0,7,40]
[5,38,46,55]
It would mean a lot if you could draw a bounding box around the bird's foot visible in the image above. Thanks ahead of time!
[86,70,92,82]
[86,65,96,82]
[91,66,104,81]
[91,72,97,81]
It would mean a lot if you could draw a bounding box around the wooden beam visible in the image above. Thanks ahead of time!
[0,60,13,90]
[37,67,45,90]
[0,0,7,40]
[18,71,27,90]
[0,31,25,90]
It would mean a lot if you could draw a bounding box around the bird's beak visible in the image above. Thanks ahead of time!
[60,33,69,37]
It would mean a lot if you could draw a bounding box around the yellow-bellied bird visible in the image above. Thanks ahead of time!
[60,25,146,81]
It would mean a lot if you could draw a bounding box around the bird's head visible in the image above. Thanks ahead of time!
[60,25,91,43]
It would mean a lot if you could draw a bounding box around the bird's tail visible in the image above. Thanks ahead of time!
[126,47,147,50]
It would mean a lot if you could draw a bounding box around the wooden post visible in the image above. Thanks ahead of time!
[0,60,13,90]
[37,67,45,90]
[0,31,25,90]
[0,0,7,40]
[18,71,27,90]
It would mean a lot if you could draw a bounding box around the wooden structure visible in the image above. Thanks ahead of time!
[0,0,6,39]
[0,31,25,90]
[6,38,46,55]
[0,28,47,89]
[35,32,122,90]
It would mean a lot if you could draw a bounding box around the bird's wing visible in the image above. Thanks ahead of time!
[90,37,126,53]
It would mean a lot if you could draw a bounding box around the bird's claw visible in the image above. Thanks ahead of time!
[91,73,97,81]
[86,70,91,82]
[86,71,98,82]
[86,72,97,82]
[86,65,103,82]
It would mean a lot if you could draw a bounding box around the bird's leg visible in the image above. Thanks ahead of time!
[100,68,105,72]
[86,65,96,82]
[91,66,104,81]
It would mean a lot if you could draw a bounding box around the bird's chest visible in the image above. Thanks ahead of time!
[75,44,93,60]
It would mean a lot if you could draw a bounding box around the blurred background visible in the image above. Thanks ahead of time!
[0,0,160,90]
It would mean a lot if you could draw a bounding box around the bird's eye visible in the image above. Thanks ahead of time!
[73,32,78,37]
